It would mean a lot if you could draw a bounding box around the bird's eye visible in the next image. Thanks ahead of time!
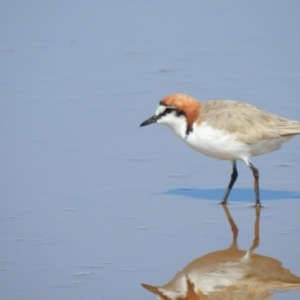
[165,108,174,114]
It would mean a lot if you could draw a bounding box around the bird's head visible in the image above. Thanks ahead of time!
[140,94,201,137]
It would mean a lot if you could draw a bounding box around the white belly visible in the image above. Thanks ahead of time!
[185,123,289,160]
[185,123,250,160]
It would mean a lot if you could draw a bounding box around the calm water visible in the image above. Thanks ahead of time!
[1,1,300,299]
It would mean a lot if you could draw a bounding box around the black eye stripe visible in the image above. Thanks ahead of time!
[158,108,172,118]
[176,110,185,117]
[157,107,186,119]
[165,108,174,114]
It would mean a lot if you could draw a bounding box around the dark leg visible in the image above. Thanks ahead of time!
[222,161,238,204]
[248,162,261,207]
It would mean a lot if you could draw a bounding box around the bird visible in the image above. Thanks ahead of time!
[140,94,300,206]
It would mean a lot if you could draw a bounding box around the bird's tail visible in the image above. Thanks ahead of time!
[278,120,300,137]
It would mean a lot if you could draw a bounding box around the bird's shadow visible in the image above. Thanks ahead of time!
[164,188,300,202]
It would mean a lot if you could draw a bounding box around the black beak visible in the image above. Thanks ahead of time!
[140,115,158,127]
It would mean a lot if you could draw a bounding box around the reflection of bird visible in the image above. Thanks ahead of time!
[140,94,300,206]
[141,204,300,300]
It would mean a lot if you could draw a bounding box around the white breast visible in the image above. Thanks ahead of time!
[186,122,250,161]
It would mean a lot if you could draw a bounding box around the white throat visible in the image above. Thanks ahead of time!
[156,106,188,139]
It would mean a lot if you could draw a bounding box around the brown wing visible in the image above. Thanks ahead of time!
[201,100,300,144]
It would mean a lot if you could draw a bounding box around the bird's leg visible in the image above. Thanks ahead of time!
[248,162,261,207]
[222,161,238,204]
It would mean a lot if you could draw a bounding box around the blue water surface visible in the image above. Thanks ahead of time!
[165,188,300,202]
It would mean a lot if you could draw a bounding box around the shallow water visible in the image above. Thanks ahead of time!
[1,1,300,299]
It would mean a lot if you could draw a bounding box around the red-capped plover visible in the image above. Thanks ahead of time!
[140,94,300,206]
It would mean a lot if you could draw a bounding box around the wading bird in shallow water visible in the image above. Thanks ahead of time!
[140,94,300,206]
